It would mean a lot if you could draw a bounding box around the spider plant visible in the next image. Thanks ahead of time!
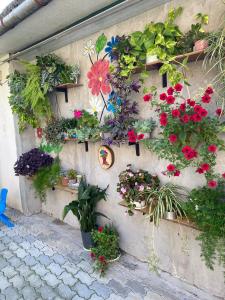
[146,183,187,226]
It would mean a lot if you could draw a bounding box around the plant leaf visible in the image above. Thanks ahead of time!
[95,33,107,54]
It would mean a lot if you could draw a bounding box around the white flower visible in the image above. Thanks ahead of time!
[83,40,95,56]
[195,205,199,211]
[87,97,103,115]
[121,187,127,194]
[139,185,145,192]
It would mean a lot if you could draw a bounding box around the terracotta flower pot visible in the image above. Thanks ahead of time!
[194,40,208,51]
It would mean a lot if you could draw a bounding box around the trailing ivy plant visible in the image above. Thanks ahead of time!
[183,183,225,274]
[7,71,37,131]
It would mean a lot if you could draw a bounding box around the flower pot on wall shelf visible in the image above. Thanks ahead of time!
[146,54,158,64]
[165,211,177,220]
[194,40,208,51]
[133,200,147,210]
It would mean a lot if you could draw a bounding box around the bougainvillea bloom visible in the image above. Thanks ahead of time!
[205,86,214,94]
[167,164,176,172]
[201,163,210,172]
[208,144,217,153]
[169,134,177,143]
[187,99,195,106]
[208,180,218,188]
[74,110,83,119]
[159,93,167,101]
[87,60,111,95]
[216,108,223,116]
[167,87,174,95]
[98,226,103,233]
[174,83,183,92]
[201,93,211,103]
[172,109,180,118]
[166,95,175,104]
[143,94,152,102]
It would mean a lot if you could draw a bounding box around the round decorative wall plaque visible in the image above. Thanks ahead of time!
[98,145,114,169]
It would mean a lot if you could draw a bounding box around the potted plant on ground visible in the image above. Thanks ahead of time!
[146,183,186,225]
[62,180,108,250]
[132,119,156,139]
[117,165,159,215]
[90,225,120,276]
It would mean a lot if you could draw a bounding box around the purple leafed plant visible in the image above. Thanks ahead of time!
[14,148,54,177]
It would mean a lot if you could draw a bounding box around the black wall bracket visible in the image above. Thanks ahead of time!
[55,87,68,103]
[128,142,140,156]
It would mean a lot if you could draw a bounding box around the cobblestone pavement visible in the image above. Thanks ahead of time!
[0,209,219,300]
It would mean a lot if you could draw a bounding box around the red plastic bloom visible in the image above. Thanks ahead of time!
[208,144,217,153]
[196,167,204,174]
[167,87,174,95]
[181,114,189,123]
[174,83,183,92]
[143,94,152,102]
[87,60,111,96]
[179,103,186,112]
[167,164,176,172]
[187,99,196,107]
[174,170,181,176]
[208,180,217,189]
[166,95,175,104]
[160,117,168,126]
[74,110,83,119]
[201,93,211,103]
[201,163,210,172]
[159,93,167,101]
[172,109,180,118]
[205,87,213,95]
[216,108,223,116]
[98,226,104,233]
[137,134,144,140]
[128,130,137,143]
[169,134,177,143]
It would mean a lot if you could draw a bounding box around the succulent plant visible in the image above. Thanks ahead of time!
[133,119,156,133]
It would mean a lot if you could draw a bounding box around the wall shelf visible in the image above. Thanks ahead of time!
[55,83,83,103]
[52,184,78,195]
[118,200,197,229]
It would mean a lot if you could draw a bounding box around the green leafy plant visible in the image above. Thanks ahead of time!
[132,119,156,133]
[33,157,61,202]
[183,183,225,274]
[7,71,37,131]
[67,169,77,180]
[146,183,186,226]
[95,33,107,55]
[91,225,120,276]
[62,180,108,232]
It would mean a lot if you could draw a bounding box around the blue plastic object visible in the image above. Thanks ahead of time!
[0,188,14,228]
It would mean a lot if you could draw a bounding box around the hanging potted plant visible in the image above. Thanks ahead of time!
[90,225,120,276]
[132,119,156,139]
[63,180,108,250]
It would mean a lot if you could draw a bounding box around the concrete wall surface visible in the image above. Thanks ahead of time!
[1,0,225,298]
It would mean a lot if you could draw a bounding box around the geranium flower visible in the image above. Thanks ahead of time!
[208,180,217,188]
[187,99,195,106]
[169,134,177,143]
[128,130,137,143]
[166,95,175,104]
[201,163,210,172]
[190,113,202,122]
[74,110,83,119]
[208,144,217,153]
[205,86,213,94]
[181,114,189,123]
[167,87,174,95]
[174,83,183,92]
[184,149,198,160]
[194,105,203,114]
[143,94,152,102]
[87,60,111,96]
[159,93,167,101]
[139,185,145,192]
[83,40,95,56]
[160,112,167,118]
[160,117,167,126]
[196,167,204,174]
[98,226,104,233]
[167,164,176,172]
[179,103,186,111]
[90,252,96,259]
[174,170,180,176]
[105,36,119,59]
[201,93,211,103]
[199,108,208,117]
[222,173,225,179]
[87,97,103,115]
[172,109,180,118]
[216,108,223,116]
[121,187,127,194]
[99,255,106,263]
[182,145,192,154]
[137,134,144,140]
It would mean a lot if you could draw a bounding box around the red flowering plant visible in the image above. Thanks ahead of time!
[144,84,225,186]
[90,225,120,276]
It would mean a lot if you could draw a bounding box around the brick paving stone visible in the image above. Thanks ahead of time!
[74,282,93,299]
[0,274,10,290]
[11,235,23,244]
[47,262,64,276]
[59,272,77,286]
[33,240,45,249]
[0,243,6,251]
[2,250,13,260]
[62,261,79,275]
[52,254,66,265]
[108,279,130,298]
[8,256,22,268]
[77,260,93,273]
[75,270,95,285]
[126,279,147,296]
[2,286,19,300]
[38,254,52,266]
[9,275,25,289]
[17,265,33,277]
[2,266,17,278]
[23,254,37,267]
[32,263,49,277]
[90,281,111,299]
[39,285,58,300]
[21,286,37,299]
[0,257,8,269]
[1,236,11,244]
[27,273,43,288]
[89,295,104,300]
[43,273,60,288]
[41,246,55,257]
[19,241,31,250]
[57,283,75,299]
[28,247,41,257]
[15,248,27,259]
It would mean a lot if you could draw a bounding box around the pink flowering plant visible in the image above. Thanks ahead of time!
[144,84,225,187]
[117,164,160,215]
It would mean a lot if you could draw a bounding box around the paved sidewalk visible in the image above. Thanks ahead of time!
[0,209,219,300]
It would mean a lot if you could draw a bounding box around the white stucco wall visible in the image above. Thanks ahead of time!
[1,0,225,297]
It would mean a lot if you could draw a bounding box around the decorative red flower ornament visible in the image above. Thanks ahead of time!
[99,255,106,263]
[87,60,111,96]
